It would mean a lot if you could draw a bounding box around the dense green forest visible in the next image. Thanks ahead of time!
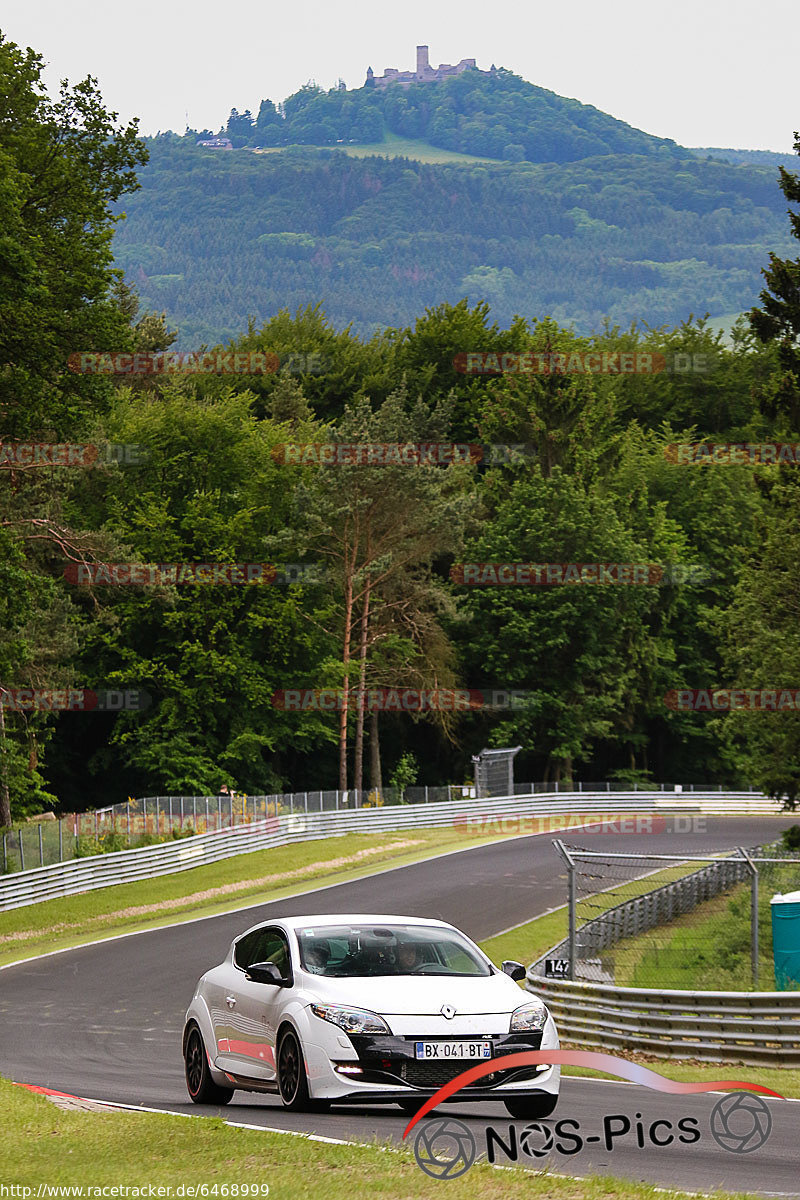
[114,140,795,347]
[4,32,800,821]
[215,68,689,164]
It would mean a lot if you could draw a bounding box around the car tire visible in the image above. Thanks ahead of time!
[277,1028,316,1112]
[504,1093,559,1120]
[184,1026,234,1106]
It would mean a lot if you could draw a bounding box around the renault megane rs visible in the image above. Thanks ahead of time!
[183,913,560,1118]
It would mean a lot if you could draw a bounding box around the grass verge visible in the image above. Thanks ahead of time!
[0,827,536,968]
[611,860,800,991]
[0,1077,765,1196]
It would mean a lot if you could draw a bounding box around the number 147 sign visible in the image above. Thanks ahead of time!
[545,959,570,978]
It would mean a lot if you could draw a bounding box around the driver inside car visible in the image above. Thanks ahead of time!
[395,940,421,972]
[303,941,330,974]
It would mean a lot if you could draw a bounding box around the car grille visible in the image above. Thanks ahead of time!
[399,1061,497,1089]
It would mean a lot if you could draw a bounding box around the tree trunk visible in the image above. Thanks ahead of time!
[0,702,11,829]
[338,567,354,793]
[352,580,372,798]
[369,709,382,795]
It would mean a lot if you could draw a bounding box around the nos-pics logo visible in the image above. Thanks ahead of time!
[413,1094,773,1179]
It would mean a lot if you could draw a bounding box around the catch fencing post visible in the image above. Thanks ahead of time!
[38,824,43,866]
[553,839,577,980]
[738,846,759,989]
[58,818,63,862]
[18,830,24,871]
[2,831,6,873]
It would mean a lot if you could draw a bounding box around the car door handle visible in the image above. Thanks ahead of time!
[225,995,237,1009]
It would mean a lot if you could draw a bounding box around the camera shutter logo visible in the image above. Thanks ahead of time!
[710,1093,772,1153]
[413,1118,476,1179]
[520,1122,555,1158]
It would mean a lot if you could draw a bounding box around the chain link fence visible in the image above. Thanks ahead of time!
[529,839,800,991]
[0,780,761,876]
[0,784,469,872]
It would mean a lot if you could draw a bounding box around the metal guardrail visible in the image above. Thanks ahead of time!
[0,790,781,912]
[5,781,740,873]
[525,975,800,1067]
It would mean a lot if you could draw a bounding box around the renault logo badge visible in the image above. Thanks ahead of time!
[441,1004,456,1019]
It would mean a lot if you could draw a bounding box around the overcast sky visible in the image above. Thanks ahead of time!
[1,0,797,151]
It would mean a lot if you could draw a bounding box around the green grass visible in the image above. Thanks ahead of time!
[480,862,700,968]
[0,826,541,968]
[252,131,503,165]
[559,1058,799,1097]
[610,861,800,991]
[0,1077,767,1197]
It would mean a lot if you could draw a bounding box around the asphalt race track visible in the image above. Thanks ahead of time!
[2,817,799,1196]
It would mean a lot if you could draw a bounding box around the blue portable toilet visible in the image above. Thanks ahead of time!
[771,890,800,989]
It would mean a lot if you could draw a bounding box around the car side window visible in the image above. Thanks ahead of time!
[234,927,290,976]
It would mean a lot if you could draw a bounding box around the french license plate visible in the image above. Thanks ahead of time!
[414,1041,492,1060]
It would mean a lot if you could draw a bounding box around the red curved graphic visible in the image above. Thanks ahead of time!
[401,1049,784,1139]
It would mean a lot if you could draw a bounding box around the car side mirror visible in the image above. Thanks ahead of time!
[246,961,289,986]
[502,960,527,982]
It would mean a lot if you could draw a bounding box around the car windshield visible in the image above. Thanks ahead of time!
[296,923,492,978]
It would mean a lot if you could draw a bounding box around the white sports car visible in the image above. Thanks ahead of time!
[183,913,560,1118]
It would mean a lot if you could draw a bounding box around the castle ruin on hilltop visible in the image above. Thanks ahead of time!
[365,45,492,90]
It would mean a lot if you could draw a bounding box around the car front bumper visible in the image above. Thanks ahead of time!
[303,1016,561,1102]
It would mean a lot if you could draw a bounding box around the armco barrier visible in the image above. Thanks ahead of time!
[524,974,800,1067]
[0,791,782,913]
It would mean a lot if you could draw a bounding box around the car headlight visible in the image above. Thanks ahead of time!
[509,999,548,1032]
[309,1003,391,1035]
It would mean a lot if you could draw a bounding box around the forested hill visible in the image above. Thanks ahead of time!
[217,68,690,164]
[113,141,795,348]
